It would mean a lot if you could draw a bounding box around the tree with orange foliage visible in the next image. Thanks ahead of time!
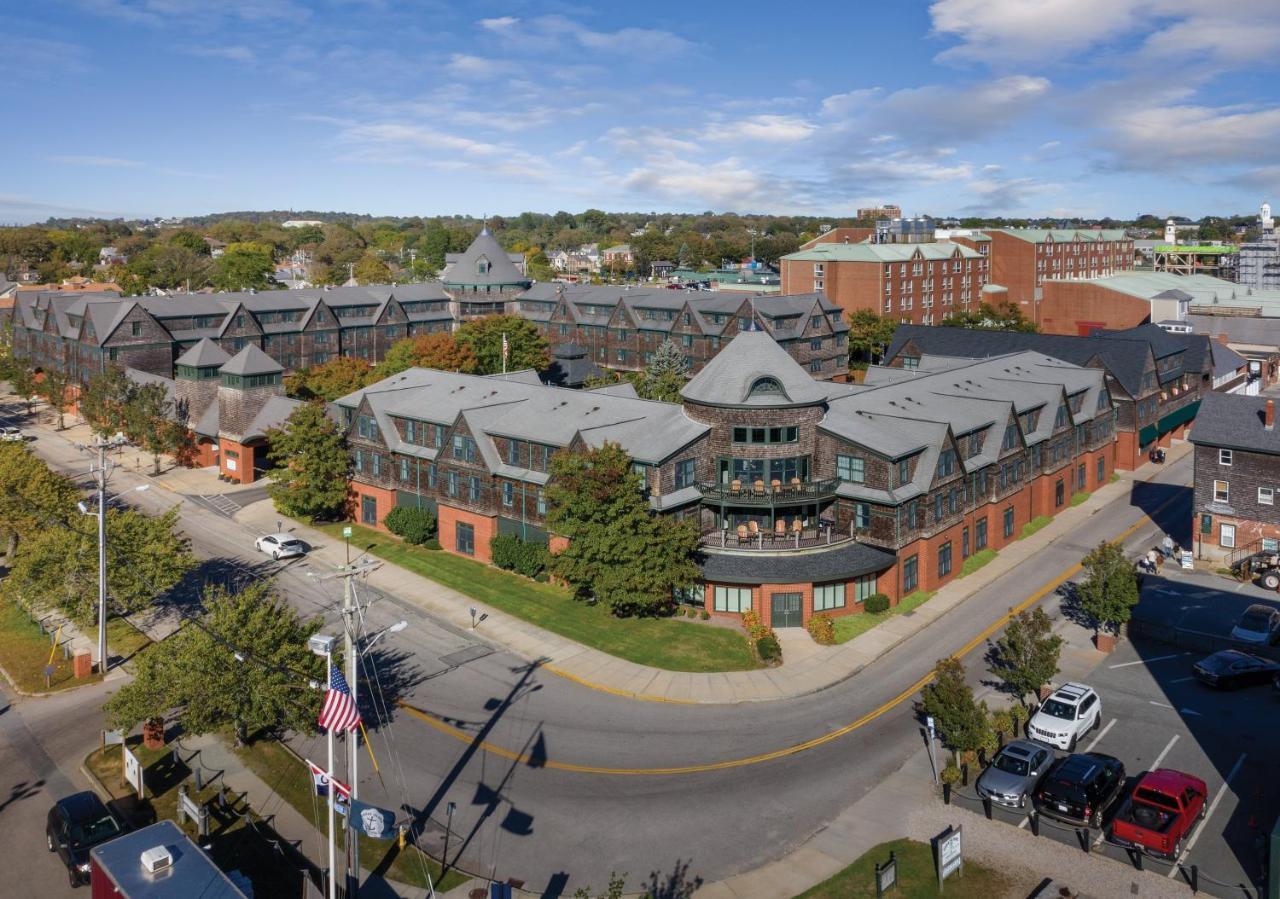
[376,332,478,379]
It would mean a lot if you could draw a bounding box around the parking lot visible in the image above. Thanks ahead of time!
[952,634,1278,898]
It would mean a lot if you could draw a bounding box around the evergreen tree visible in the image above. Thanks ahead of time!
[547,443,699,616]
[105,581,324,746]
[265,402,350,521]
[988,607,1062,706]
[456,315,549,374]
[639,339,688,402]
[1076,540,1139,635]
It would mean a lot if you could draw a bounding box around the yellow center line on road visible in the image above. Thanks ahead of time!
[399,485,1186,776]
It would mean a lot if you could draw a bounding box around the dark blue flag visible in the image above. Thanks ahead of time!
[348,799,396,840]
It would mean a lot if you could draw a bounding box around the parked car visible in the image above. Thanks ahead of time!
[1230,604,1280,644]
[1033,752,1126,827]
[0,426,23,441]
[1109,769,1207,859]
[1026,682,1102,751]
[975,739,1054,808]
[1192,649,1280,688]
[46,792,125,887]
[255,533,307,560]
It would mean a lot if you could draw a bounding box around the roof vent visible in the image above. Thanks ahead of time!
[140,845,173,874]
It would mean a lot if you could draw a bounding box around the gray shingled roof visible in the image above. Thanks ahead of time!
[1189,391,1280,455]
[175,337,231,368]
[699,540,895,584]
[681,329,833,408]
[441,227,528,286]
[220,344,283,376]
[244,395,305,441]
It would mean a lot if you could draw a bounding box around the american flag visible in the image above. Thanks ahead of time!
[318,664,361,733]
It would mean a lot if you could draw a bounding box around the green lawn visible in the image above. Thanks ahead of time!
[1020,515,1052,539]
[834,591,936,644]
[1070,490,1091,507]
[792,838,1015,899]
[314,522,757,672]
[235,737,468,893]
[106,615,152,661]
[0,601,100,692]
[960,548,996,577]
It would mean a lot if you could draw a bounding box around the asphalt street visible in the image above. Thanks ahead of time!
[15,415,1203,895]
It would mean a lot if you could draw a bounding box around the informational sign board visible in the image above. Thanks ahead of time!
[122,744,144,799]
[931,824,963,890]
[1180,550,1194,570]
[875,849,897,897]
[343,526,353,539]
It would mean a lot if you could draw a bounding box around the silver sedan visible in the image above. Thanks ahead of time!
[975,739,1055,808]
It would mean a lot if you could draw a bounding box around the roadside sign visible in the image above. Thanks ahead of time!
[1180,550,1194,570]
[875,850,897,896]
[926,716,936,739]
[122,744,144,800]
[931,824,963,890]
[342,526,353,539]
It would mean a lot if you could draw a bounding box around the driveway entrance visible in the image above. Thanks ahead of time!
[770,592,802,628]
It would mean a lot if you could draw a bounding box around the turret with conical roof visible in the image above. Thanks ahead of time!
[441,226,532,322]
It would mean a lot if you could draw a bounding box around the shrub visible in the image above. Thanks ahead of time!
[864,593,891,614]
[756,633,782,663]
[700,610,709,620]
[490,534,550,578]
[940,764,962,787]
[991,710,1013,740]
[741,609,770,641]
[383,506,436,545]
[807,613,835,645]
[1008,703,1029,730]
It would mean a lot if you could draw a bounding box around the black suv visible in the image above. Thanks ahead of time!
[46,792,125,887]
[1033,752,1126,827]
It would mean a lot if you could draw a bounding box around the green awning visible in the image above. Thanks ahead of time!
[1138,424,1158,447]
[1158,399,1200,434]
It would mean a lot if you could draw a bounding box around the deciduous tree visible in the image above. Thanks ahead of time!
[0,443,78,558]
[988,608,1062,706]
[9,362,37,414]
[265,402,350,522]
[353,252,392,284]
[375,333,477,379]
[1076,540,1139,635]
[79,366,134,436]
[941,302,1038,333]
[285,356,375,402]
[846,310,898,366]
[212,242,275,291]
[456,315,549,374]
[122,381,178,475]
[37,366,71,430]
[104,581,323,746]
[547,443,699,616]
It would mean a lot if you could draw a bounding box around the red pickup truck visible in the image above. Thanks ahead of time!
[1109,769,1208,858]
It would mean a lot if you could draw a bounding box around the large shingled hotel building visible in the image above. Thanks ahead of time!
[339,329,1118,628]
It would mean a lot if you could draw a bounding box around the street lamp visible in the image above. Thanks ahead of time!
[360,620,407,656]
[77,482,149,673]
[308,633,339,899]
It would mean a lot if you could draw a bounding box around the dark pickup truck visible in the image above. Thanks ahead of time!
[1109,769,1207,858]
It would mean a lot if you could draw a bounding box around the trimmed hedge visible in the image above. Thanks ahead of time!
[863,593,891,614]
[383,506,436,545]
[756,633,782,663]
[490,534,549,578]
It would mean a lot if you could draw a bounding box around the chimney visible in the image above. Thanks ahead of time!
[1214,333,1228,345]
[1267,399,1275,431]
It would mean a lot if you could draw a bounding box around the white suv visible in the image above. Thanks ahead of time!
[1026,682,1102,751]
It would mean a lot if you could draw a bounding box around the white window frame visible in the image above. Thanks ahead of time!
[813,583,846,612]
[1261,487,1275,506]
[1214,479,1230,503]
[1219,448,1233,466]
[713,585,752,614]
[1220,522,1236,548]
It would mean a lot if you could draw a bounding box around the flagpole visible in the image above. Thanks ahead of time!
[344,572,359,898]
[326,649,337,899]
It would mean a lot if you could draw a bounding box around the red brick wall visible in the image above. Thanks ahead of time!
[218,438,255,484]
[1040,281,1150,336]
[192,437,218,468]
[348,480,398,532]
[437,502,498,563]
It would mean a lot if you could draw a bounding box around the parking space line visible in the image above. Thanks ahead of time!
[1083,718,1116,752]
[1169,677,1195,684]
[1109,653,1183,669]
[1168,752,1247,878]
[1150,734,1180,770]
[1149,701,1175,710]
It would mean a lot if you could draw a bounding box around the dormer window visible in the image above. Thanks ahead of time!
[476,257,491,275]
[748,377,784,398]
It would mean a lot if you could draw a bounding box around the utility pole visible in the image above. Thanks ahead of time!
[80,434,125,674]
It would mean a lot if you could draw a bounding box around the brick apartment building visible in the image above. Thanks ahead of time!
[883,323,1222,471]
[338,328,1116,629]
[1190,392,1280,558]
[951,228,1134,324]
[778,241,991,324]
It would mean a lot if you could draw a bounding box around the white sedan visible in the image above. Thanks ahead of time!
[0,427,23,442]
[255,533,307,560]
[1230,603,1280,645]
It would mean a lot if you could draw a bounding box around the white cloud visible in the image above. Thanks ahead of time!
[334,122,551,181]
[706,115,817,143]
[1100,103,1280,165]
[620,155,767,208]
[445,54,512,79]
[841,153,972,186]
[604,126,701,156]
[512,15,694,58]
[49,155,145,168]
[189,44,255,62]
[478,16,518,31]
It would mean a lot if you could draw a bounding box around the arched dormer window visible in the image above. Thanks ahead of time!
[476,257,491,275]
[748,377,784,398]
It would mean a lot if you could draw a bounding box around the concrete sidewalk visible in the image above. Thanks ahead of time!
[235,440,1191,706]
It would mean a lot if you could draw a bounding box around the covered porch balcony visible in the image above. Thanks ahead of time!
[698,490,850,552]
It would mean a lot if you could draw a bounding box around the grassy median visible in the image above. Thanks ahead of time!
[315,522,758,672]
[792,838,1015,898]
[0,601,152,693]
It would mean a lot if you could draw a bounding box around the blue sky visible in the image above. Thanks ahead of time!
[4,0,1280,222]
